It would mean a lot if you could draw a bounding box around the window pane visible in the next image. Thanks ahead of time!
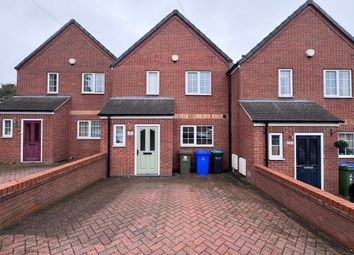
[115,126,124,144]
[196,126,212,145]
[95,73,104,93]
[187,72,198,94]
[279,70,291,96]
[150,129,155,151]
[340,133,354,156]
[91,121,100,138]
[272,145,280,156]
[182,127,194,144]
[4,120,11,135]
[34,123,40,142]
[297,139,306,164]
[325,71,337,96]
[79,122,89,137]
[147,72,158,94]
[339,71,350,96]
[140,130,145,151]
[48,73,57,92]
[83,74,94,92]
[199,72,211,94]
[310,138,318,164]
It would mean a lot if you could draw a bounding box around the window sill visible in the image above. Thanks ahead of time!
[47,92,58,95]
[338,155,354,159]
[77,137,101,140]
[81,93,105,95]
[185,94,212,96]
[1,136,12,139]
[113,145,125,148]
[269,157,285,161]
[180,145,214,148]
[324,96,352,99]
[278,95,293,98]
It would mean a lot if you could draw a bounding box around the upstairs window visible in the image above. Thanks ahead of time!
[181,125,213,147]
[82,73,105,94]
[269,133,283,160]
[185,71,211,95]
[2,119,13,138]
[324,70,352,98]
[278,69,293,97]
[338,132,354,157]
[47,73,59,94]
[146,71,159,95]
[77,120,100,139]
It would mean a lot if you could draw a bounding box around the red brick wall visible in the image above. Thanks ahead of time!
[231,6,354,194]
[68,115,101,160]
[16,24,114,111]
[100,119,173,176]
[254,165,354,250]
[0,153,106,228]
[52,100,71,161]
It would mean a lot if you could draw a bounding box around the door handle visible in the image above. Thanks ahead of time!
[137,150,139,155]
[143,152,152,155]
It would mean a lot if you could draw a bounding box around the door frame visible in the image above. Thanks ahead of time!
[134,124,160,176]
[294,133,324,190]
[21,119,43,163]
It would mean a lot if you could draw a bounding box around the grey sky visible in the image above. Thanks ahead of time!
[0,0,353,84]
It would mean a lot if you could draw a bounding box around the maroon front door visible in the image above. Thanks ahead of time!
[23,121,41,162]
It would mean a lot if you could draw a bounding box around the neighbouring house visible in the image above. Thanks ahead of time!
[0,1,353,195]
[228,0,354,194]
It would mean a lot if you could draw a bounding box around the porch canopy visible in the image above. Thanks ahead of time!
[98,97,174,116]
[239,99,343,123]
[0,96,70,112]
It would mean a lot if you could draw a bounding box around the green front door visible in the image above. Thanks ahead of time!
[136,126,159,175]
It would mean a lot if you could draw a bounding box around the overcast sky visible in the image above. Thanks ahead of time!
[0,0,353,84]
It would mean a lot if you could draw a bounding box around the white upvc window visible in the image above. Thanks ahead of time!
[82,73,105,94]
[324,70,352,98]
[47,73,59,94]
[185,71,211,95]
[180,125,213,147]
[2,119,13,138]
[77,120,100,139]
[269,133,283,160]
[146,71,159,95]
[278,69,293,97]
[338,132,354,158]
[113,125,126,147]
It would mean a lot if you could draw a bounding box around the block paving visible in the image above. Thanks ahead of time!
[0,174,350,255]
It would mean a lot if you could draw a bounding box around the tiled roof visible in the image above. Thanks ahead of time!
[0,96,70,112]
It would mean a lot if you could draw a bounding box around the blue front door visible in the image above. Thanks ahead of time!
[296,136,321,189]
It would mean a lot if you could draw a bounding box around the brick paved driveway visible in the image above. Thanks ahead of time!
[0,174,350,255]
[0,163,62,184]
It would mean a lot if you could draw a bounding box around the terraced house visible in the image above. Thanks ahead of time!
[0,0,353,195]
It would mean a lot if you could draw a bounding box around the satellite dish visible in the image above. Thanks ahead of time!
[305,49,315,58]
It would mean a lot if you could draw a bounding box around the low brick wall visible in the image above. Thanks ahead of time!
[0,153,106,228]
[254,165,354,250]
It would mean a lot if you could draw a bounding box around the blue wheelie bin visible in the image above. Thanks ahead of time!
[195,150,211,176]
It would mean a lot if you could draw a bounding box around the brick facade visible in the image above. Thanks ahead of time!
[230,5,354,194]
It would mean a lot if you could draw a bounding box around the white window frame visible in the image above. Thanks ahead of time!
[81,73,105,94]
[180,125,214,147]
[278,69,293,97]
[47,72,59,94]
[338,132,354,158]
[185,71,212,95]
[146,71,160,95]
[2,119,13,138]
[323,70,352,98]
[268,133,283,160]
[77,120,101,139]
[113,124,126,147]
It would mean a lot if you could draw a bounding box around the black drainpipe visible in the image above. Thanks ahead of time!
[227,71,232,171]
[265,122,269,167]
[106,116,111,178]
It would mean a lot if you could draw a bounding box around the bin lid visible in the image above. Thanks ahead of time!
[211,150,223,155]
[194,150,211,155]
[339,162,354,168]
[179,150,192,155]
